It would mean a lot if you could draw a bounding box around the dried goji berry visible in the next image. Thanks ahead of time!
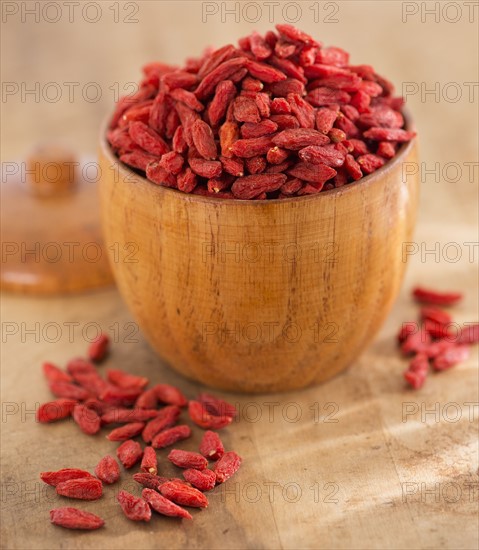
[95,455,120,485]
[56,478,103,500]
[142,405,181,443]
[117,440,144,469]
[160,480,208,508]
[199,430,225,460]
[213,451,242,483]
[198,394,238,418]
[101,408,159,425]
[49,381,89,401]
[133,472,169,491]
[433,345,470,371]
[107,422,145,441]
[117,490,151,522]
[37,399,77,423]
[140,446,158,475]
[134,389,158,410]
[182,468,216,491]
[50,507,104,530]
[151,425,192,449]
[412,287,463,306]
[168,449,208,470]
[42,362,72,384]
[87,333,110,363]
[152,384,187,407]
[188,401,233,430]
[457,323,479,344]
[41,469,94,487]
[106,369,148,390]
[73,404,101,435]
[142,488,192,519]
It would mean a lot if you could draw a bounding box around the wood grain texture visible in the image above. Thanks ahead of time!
[99,138,419,392]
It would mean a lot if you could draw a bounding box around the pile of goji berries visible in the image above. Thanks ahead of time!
[38,335,241,530]
[398,287,478,389]
[107,24,416,199]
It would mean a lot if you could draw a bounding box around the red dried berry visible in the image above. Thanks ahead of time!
[48,381,90,401]
[168,449,208,470]
[40,469,94,487]
[142,405,181,443]
[199,430,225,460]
[106,369,148,390]
[151,425,192,449]
[433,345,470,371]
[99,385,143,407]
[457,323,479,344]
[42,362,72,384]
[214,451,242,483]
[73,404,101,435]
[56,478,103,501]
[133,472,169,491]
[95,455,120,485]
[116,440,144,469]
[101,407,159,425]
[117,490,151,522]
[50,507,104,530]
[198,393,238,418]
[87,333,110,363]
[142,488,192,519]
[188,401,234,430]
[401,329,432,355]
[160,480,208,508]
[107,422,145,441]
[152,384,188,407]
[37,399,77,423]
[412,287,463,306]
[182,468,216,492]
[140,446,158,475]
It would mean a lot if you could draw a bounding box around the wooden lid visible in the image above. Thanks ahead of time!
[1,146,114,294]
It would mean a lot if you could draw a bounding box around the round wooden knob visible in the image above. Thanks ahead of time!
[27,144,77,196]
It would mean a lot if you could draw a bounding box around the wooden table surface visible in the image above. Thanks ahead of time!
[1,2,478,549]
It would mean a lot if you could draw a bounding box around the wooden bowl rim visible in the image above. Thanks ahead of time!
[100,114,416,205]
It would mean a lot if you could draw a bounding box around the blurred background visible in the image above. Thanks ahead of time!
[2,1,478,224]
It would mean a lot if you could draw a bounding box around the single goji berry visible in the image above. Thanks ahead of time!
[37,399,77,423]
[41,469,94,487]
[87,333,110,363]
[188,401,233,430]
[199,430,225,460]
[214,452,242,483]
[56,478,103,500]
[183,468,216,491]
[95,455,120,485]
[160,480,208,508]
[412,287,463,306]
[117,490,151,522]
[117,440,144,469]
[168,449,208,470]
[151,425,192,449]
[140,446,158,475]
[142,488,192,519]
[107,422,145,441]
[50,507,104,530]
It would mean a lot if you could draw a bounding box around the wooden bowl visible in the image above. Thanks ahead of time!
[99,130,419,393]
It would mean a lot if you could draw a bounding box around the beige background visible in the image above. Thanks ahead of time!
[1,1,478,549]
